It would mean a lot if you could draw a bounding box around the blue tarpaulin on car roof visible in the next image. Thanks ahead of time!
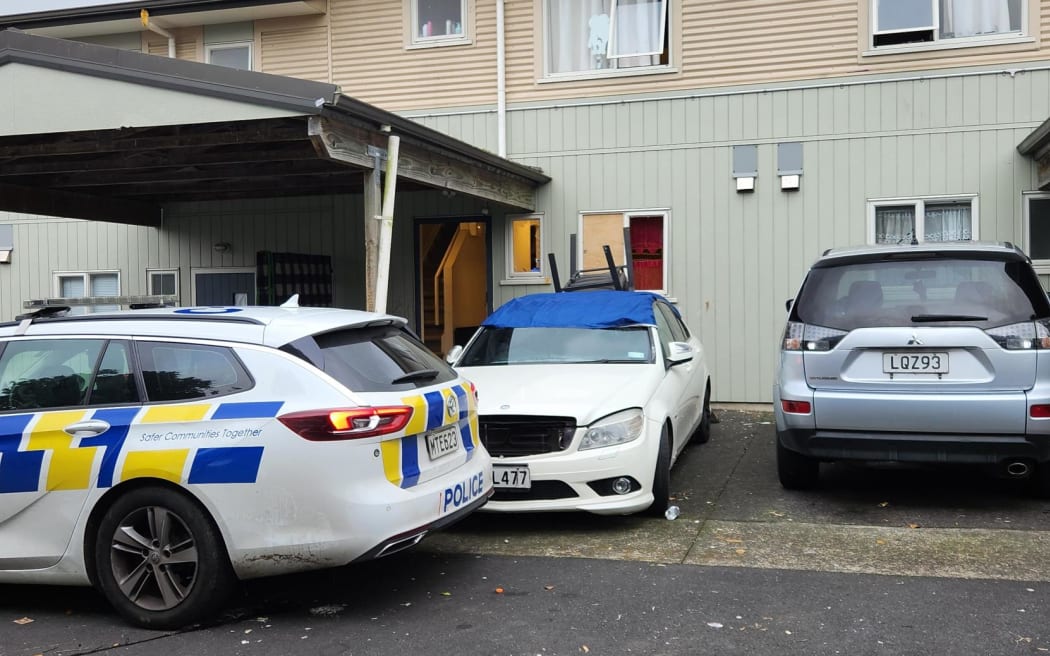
[481,291,670,329]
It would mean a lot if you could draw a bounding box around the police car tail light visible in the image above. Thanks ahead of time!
[278,406,413,441]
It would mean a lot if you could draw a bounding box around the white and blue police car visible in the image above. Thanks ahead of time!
[0,301,491,628]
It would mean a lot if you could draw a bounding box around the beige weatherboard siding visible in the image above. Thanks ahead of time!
[319,0,1050,112]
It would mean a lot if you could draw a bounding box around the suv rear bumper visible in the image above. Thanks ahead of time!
[777,427,1050,464]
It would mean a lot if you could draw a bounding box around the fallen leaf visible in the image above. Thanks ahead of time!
[495,587,505,594]
[13,617,33,625]
[908,523,921,529]
[581,647,590,653]
[876,539,886,545]
[878,501,890,507]
[725,538,744,544]
[440,592,451,597]
[735,548,747,556]
[544,585,555,591]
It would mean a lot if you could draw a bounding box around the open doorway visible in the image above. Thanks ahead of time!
[415,218,491,356]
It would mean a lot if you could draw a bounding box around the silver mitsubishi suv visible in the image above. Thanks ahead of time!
[774,242,1050,497]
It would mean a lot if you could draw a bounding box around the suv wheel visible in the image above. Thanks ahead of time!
[93,486,235,629]
[776,433,819,490]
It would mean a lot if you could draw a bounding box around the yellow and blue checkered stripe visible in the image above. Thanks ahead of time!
[0,401,283,494]
[382,383,478,489]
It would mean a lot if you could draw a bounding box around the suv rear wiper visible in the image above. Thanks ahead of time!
[390,369,440,384]
[911,314,988,322]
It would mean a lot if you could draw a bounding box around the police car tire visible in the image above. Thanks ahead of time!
[645,425,672,517]
[93,486,235,629]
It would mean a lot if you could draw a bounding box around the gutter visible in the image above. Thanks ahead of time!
[496,0,506,157]
[326,96,550,185]
[0,0,300,30]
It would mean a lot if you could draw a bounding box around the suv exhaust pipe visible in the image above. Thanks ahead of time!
[1004,460,1031,478]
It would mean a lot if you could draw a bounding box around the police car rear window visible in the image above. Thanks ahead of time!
[281,326,457,392]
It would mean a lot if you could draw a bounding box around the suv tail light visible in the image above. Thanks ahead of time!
[278,406,413,441]
[985,321,1050,350]
[782,322,848,352]
[781,399,811,414]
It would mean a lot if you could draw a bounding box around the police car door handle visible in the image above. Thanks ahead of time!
[63,420,111,436]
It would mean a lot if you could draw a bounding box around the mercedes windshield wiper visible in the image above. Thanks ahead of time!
[911,314,988,322]
[390,369,440,384]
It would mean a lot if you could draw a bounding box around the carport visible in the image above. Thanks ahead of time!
[0,28,548,311]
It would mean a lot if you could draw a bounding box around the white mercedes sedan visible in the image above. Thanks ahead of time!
[449,290,711,516]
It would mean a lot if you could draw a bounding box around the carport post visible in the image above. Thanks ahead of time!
[364,148,383,312]
[374,135,400,315]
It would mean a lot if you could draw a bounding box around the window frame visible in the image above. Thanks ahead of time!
[53,270,121,314]
[607,0,668,59]
[578,209,671,295]
[540,0,674,82]
[866,195,979,245]
[147,268,180,299]
[503,213,546,283]
[1024,191,1050,278]
[205,42,253,70]
[865,0,1031,55]
[405,0,472,49]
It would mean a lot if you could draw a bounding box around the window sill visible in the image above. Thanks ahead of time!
[538,66,678,84]
[499,277,550,286]
[405,37,472,50]
[862,34,1034,57]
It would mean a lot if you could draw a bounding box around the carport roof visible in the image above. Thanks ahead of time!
[0,28,549,226]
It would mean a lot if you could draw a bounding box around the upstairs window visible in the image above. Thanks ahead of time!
[546,0,669,77]
[205,22,253,70]
[411,0,467,45]
[873,0,1024,48]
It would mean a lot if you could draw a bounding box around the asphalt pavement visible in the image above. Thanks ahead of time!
[2,408,1049,655]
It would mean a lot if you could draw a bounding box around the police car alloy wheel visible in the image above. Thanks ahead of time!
[93,486,235,629]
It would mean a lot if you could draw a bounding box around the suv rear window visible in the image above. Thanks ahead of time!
[282,326,457,392]
[793,257,1050,330]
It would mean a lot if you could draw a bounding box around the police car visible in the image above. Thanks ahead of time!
[0,302,491,628]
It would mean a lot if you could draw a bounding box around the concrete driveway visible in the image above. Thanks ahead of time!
[421,407,1050,582]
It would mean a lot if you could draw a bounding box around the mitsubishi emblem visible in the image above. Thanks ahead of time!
[907,332,924,346]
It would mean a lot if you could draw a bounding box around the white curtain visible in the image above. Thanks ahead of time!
[610,0,661,67]
[875,207,915,244]
[549,0,610,73]
[941,0,1015,38]
[924,205,972,241]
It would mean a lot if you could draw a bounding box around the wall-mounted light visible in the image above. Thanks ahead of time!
[732,144,758,194]
[778,142,803,192]
[0,249,11,264]
[213,241,231,253]
[0,225,11,263]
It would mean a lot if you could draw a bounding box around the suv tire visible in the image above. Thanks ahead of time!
[776,433,819,490]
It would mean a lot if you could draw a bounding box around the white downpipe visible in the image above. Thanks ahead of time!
[140,10,175,58]
[496,0,507,157]
[374,134,401,315]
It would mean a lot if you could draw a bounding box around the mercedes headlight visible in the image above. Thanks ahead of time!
[579,409,645,451]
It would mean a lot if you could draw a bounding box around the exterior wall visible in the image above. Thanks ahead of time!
[315,0,1050,112]
[409,67,1050,402]
[258,15,331,83]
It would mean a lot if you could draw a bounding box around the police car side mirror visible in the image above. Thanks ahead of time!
[445,345,464,365]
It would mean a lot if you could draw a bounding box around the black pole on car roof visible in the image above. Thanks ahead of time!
[549,252,562,292]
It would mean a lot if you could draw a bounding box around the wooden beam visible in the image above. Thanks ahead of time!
[0,119,308,159]
[309,116,537,210]
[0,183,161,226]
[12,159,345,189]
